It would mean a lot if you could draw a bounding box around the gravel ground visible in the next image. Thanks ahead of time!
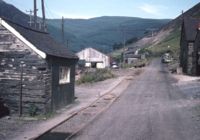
[172,74,200,99]
[172,73,200,131]
[37,71,134,140]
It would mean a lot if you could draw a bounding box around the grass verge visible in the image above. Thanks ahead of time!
[122,59,149,68]
[147,29,181,59]
[77,69,115,84]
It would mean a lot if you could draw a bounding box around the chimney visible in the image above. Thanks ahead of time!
[181,10,184,21]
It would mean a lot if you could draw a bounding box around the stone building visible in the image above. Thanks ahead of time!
[0,17,78,116]
[180,17,200,75]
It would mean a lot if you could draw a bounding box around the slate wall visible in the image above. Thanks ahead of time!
[0,24,51,115]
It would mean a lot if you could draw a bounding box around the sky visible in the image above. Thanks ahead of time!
[4,0,200,19]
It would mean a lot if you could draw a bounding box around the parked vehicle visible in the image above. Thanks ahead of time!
[161,53,173,63]
[111,62,119,69]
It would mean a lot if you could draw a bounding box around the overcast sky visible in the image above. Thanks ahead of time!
[4,0,200,19]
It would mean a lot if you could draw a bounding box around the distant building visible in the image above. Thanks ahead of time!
[124,54,144,64]
[76,47,110,69]
[123,48,145,64]
[180,17,200,75]
[0,17,78,116]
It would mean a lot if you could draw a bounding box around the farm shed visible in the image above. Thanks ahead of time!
[180,17,200,75]
[124,54,143,64]
[123,48,145,64]
[76,47,110,69]
[0,17,78,116]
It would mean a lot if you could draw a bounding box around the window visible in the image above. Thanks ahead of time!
[59,66,70,84]
[198,52,200,65]
[188,42,194,55]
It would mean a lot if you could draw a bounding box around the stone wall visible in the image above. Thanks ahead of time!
[0,25,51,115]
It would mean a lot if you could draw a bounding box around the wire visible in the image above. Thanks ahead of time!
[44,0,56,19]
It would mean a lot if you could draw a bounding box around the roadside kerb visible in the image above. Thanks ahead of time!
[67,77,131,140]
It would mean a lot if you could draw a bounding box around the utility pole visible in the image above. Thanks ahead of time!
[181,10,184,20]
[121,26,126,64]
[150,29,155,37]
[41,0,47,31]
[26,10,34,27]
[61,16,65,44]
[34,0,38,29]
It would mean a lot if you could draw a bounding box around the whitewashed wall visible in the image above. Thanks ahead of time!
[76,48,110,68]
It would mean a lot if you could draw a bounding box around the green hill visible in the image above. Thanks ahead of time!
[127,2,200,59]
[47,17,171,52]
[0,0,171,53]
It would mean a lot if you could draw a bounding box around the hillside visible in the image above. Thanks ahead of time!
[127,2,200,58]
[48,17,170,52]
[0,0,29,25]
[0,0,171,53]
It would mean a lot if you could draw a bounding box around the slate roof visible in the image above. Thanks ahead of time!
[2,17,78,59]
[183,17,200,41]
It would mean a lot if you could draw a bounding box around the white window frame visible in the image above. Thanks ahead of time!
[59,66,70,84]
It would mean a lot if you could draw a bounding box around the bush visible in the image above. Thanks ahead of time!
[122,59,148,68]
[29,104,38,117]
[77,69,115,84]
[0,99,9,118]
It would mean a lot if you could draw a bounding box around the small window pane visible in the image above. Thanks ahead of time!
[59,67,70,84]
[188,42,194,55]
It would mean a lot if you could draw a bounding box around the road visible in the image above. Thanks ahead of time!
[71,59,200,140]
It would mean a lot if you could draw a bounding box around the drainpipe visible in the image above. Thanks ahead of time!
[19,61,25,117]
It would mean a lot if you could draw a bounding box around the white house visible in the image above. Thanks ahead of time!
[76,47,110,69]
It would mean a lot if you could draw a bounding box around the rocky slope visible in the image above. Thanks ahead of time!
[128,2,200,56]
